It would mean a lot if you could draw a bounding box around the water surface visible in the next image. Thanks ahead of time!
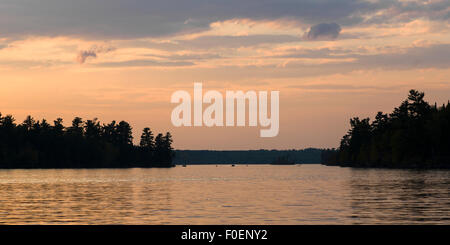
[0,164,448,224]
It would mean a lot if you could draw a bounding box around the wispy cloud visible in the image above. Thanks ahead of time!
[286,83,404,91]
[76,45,116,64]
[95,59,194,68]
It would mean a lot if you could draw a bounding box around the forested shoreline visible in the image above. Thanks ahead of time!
[322,90,450,169]
[0,114,174,168]
[173,149,321,164]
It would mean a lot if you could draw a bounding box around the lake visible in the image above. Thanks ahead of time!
[0,164,448,224]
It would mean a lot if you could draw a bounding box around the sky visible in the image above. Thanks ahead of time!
[1,0,450,150]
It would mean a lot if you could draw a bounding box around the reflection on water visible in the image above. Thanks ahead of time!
[349,169,450,224]
[0,165,448,224]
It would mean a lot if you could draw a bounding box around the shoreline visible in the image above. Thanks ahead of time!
[321,163,450,170]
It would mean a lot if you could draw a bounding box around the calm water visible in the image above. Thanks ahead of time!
[0,164,449,224]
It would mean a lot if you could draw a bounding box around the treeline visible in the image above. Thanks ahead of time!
[322,90,450,168]
[174,148,321,164]
[0,113,174,168]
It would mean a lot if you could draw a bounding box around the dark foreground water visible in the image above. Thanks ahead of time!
[0,164,448,224]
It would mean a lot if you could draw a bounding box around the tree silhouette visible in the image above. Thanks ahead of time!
[140,127,154,150]
[53,118,64,136]
[23,115,35,131]
[0,114,174,169]
[322,89,450,168]
[68,117,83,136]
[84,118,101,140]
[116,121,133,146]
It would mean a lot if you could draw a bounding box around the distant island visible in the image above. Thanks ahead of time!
[322,90,450,169]
[173,148,321,165]
[0,114,174,168]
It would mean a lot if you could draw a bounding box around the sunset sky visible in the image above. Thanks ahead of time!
[1,0,450,149]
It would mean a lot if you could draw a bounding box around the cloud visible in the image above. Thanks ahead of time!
[95,59,194,68]
[353,43,450,70]
[270,47,355,59]
[276,43,450,76]
[362,0,450,25]
[197,43,450,79]
[0,0,421,40]
[76,50,97,64]
[76,45,115,64]
[146,53,222,61]
[286,84,404,91]
[179,34,301,49]
[304,23,341,40]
